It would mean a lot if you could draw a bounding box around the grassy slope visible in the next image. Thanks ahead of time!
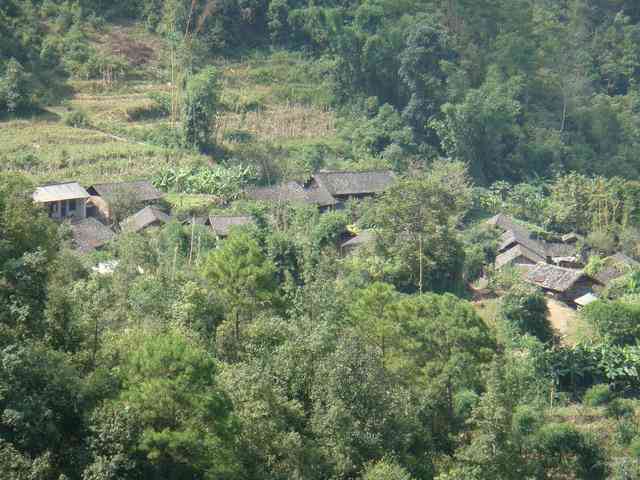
[0,23,340,187]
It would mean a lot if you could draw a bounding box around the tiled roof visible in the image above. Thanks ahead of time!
[209,215,254,236]
[70,217,115,253]
[312,170,395,196]
[591,253,640,285]
[499,229,547,258]
[495,245,545,269]
[525,263,585,293]
[121,206,170,232]
[341,230,376,249]
[88,180,164,204]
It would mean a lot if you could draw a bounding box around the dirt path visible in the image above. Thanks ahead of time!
[547,298,578,343]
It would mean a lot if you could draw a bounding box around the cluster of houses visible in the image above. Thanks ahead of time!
[487,213,639,308]
[32,170,396,254]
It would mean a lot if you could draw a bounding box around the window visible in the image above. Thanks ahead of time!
[68,199,77,211]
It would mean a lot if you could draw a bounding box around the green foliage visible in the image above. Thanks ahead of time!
[582,300,640,346]
[360,458,414,480]
[154,164,256,200]
[202,229,277,359]
[0,344,88,477]
[376,161,472,293]
[63,108,91,128]
[183,66,220,152]
[500,284,552,343]
[0,59,35,114]
[86,329,240,478]
[583,384,612,407]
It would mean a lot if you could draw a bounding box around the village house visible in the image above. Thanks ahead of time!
[69,217,116,253]
[87,180,164,220]
[245,180,338,210]
[33,182,90,221]
[494,244,546,270]
[311,170,395,203]
[525,263,596,306]
[121,206,170,233]
[245,170,395,210]
[589,252,640,288]
[208,215,255,238]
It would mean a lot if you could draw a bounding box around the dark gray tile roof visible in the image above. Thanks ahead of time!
[545,242,578,258]
[341,230,376,250]
[88,180,164,204]
[525,263,585,293]
[312,170,395,196]
[499,229,547,258]
[495,245,545,269]
[246,180,338,207]
[245,181,309,204]
[485,213,520,232]
[121,206,170,233]
[591,253,640,285]
[209,215,254,237]
[70,217,115,253]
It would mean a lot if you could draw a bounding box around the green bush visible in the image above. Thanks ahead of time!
[583,384,612,407]
[0,59,35,114]
[63,109,90,128]
[582,300,640,346]
[606,398,636,419]
[500,284,552,342]
[630,436,640,457]
[125,101,169,122]
[615,417,638,446]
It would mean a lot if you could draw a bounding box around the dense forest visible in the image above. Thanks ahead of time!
[4,0,640,479]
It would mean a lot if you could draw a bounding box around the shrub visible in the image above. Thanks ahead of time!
[582,300,640,346]
[615,417,638,446]
[533,423,608,479]
[63,109,90,128]
[500,284,552,342]
[606,398,636,419]
[631,436,640,457]
[125,100,169,122]
[583,384,612,407]
[0,59,35,114]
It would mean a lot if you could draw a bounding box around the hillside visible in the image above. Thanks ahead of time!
[5,1,640,479]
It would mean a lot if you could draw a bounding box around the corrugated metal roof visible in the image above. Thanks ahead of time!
[575,293,598,307]
[33,182,90,203]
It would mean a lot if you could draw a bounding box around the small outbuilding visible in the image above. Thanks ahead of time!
[87,180,164,220]
[341,230,376,255]
[495,245,546,270]
[312,170,395,202]
[574,292,598,309]
[590,252,640,287]
[70,217,116,253]
[121,206,170,233]
[208,215,255,238]
[33,182,90,221]
[525,263,594,305]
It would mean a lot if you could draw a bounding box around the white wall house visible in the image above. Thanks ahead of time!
[33,182,90,221]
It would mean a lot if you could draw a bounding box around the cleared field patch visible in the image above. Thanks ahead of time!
[0,118,204,185]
